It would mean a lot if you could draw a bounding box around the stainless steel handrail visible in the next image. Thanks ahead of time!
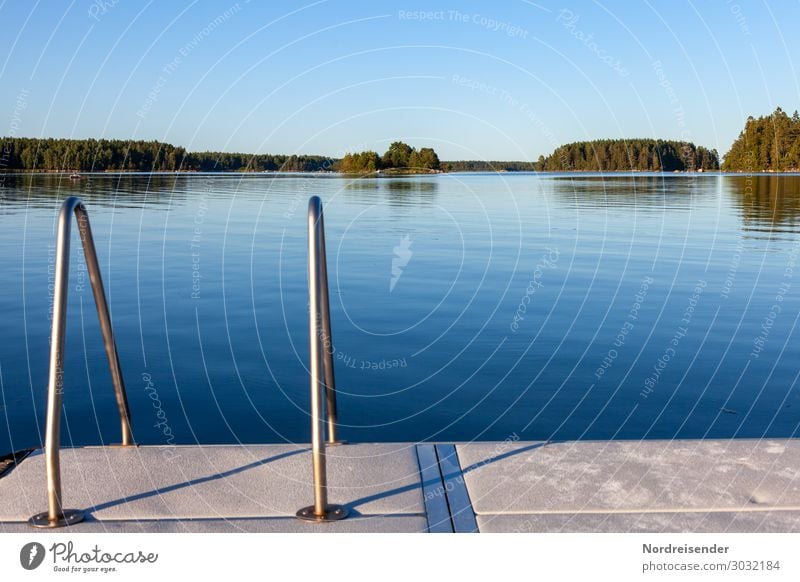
[29,196,135,528]
[316,200,341,445]
[296,196,348,522]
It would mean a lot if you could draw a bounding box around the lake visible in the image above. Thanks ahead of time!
[1,172,799,451]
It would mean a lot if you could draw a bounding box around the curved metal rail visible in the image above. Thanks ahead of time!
[296,196,348,522]
[29,196,134,528]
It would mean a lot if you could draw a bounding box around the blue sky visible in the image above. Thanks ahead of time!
[1,0,799,160]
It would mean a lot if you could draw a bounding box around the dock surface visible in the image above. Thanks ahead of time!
[1,439,798,532]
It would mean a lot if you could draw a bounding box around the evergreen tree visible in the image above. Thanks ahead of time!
[723,107,800,171]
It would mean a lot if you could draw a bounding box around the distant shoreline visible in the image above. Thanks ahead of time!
[3,169,800,176]
[0,137,717,174]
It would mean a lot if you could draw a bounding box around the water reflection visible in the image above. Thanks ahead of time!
[726,175,800,228]
[0,173,191,211]
[546,175,700,215]
[383,180,438,192]
[2,173,800,447]
[342,176,438,206]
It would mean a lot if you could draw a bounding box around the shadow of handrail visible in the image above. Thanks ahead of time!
[345,442,550,511]
[88,448,308,514]
[458,442,548,476]
[73,442,550,519]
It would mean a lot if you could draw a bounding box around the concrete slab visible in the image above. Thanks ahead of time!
[0,444,424,522]
[4,440,797,533]
[476,511,800,533]
[457,440,800,515]
[0,515,427,533]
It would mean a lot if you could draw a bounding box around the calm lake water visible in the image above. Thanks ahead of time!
[1,172,799,451]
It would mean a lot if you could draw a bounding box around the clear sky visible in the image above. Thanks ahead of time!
[1,0,799,160]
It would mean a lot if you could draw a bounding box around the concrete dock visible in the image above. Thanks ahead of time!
[1,439,798,532]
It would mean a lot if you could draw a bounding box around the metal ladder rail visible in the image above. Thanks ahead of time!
[314,195,341,445]
[29,196,135,528]
[28,196,340,525]
[296,196,348,522]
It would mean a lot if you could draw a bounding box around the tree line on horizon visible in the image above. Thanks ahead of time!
[5,108,800,174]
[722,107,800,172]
[537,139,719,172]
[440,160,535,172]
[0,136,718,174]
[0,137,335,172]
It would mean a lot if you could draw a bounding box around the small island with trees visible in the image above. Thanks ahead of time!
[1,108,799,174]
[338,141,441,173]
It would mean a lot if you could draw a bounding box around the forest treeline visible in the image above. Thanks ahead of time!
[6,109,800,174]
[0,137,334,172]
[0,137,720,174]
[537,139,719,172]
[722,107,800,172]
[440,160,535,172]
